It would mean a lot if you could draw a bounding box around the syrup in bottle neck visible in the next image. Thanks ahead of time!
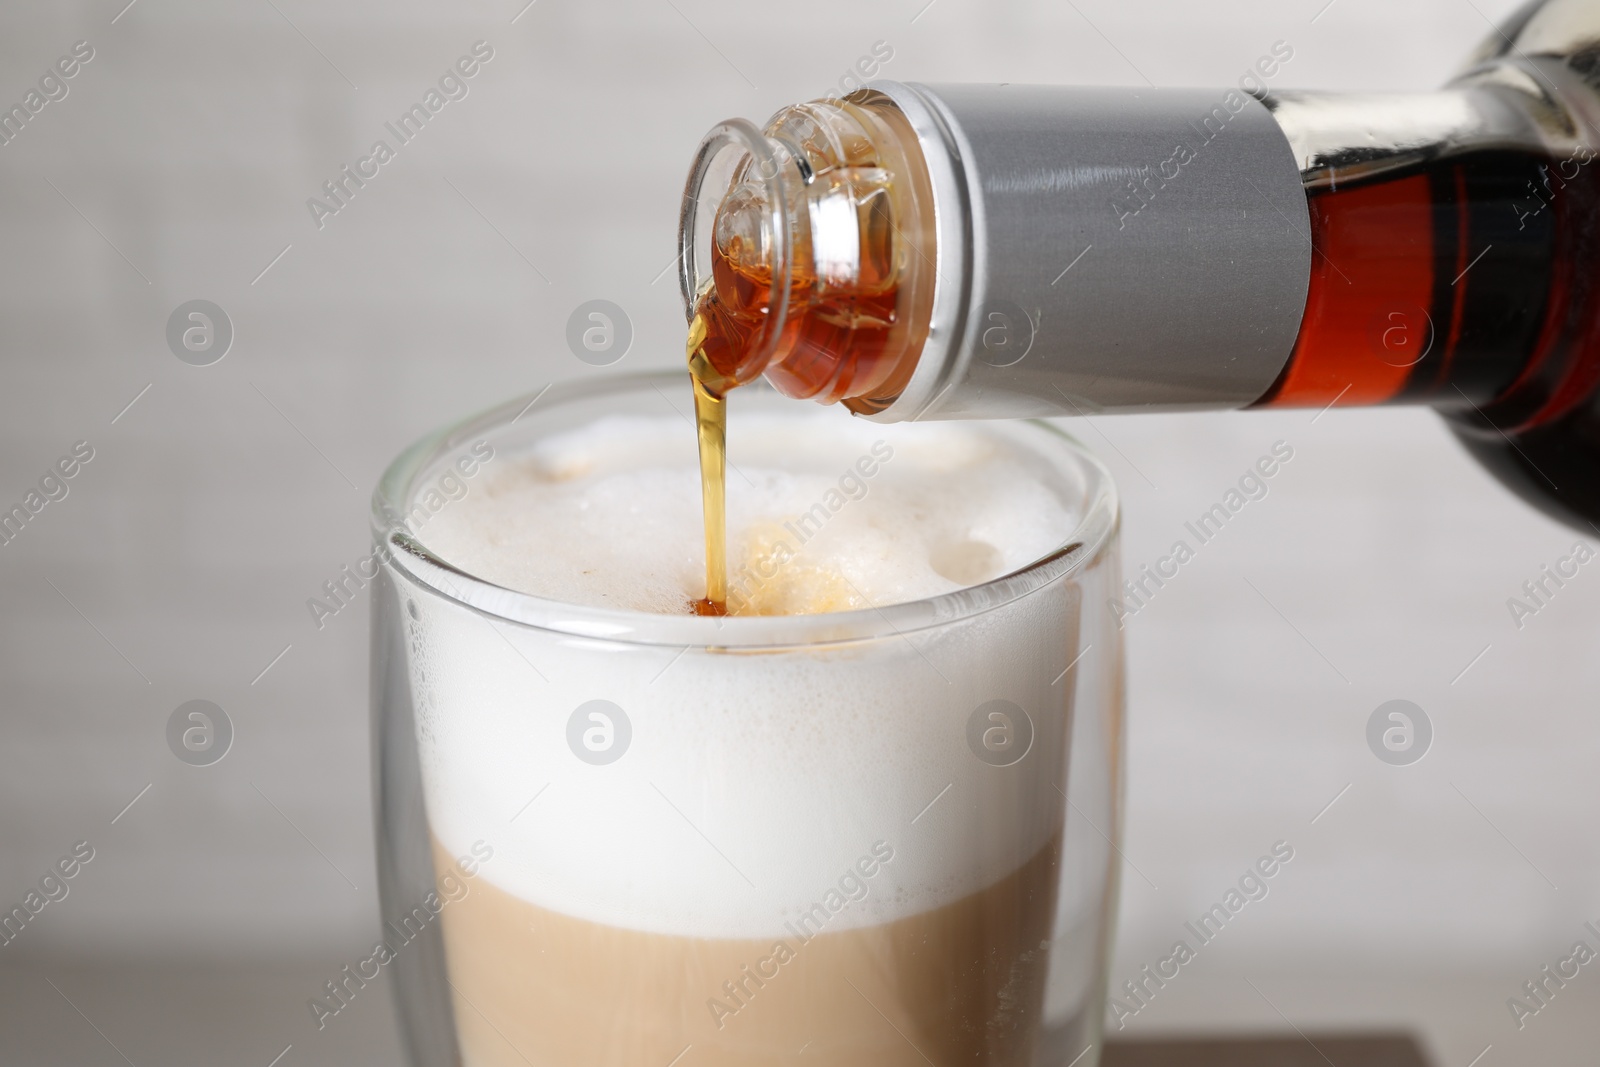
[678,93,936,412]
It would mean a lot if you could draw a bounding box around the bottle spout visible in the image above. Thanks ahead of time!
[678,117,796,388]
[677,94,939,406]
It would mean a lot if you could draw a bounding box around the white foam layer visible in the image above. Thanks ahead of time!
[406,407,1086,937]
[420,409,1076,615]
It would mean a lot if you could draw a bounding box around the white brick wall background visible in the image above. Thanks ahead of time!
[5,0,1598,1064]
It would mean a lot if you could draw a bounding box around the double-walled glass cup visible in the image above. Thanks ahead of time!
[370,373,1124,1067]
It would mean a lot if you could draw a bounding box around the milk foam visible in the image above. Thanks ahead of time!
[420,410,1076,615]
[405,408,1085,938]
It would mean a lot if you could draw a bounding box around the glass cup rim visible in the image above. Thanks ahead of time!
[372,372,1120,649]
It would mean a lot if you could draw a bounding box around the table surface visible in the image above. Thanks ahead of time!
[1105,1035,1429,1066]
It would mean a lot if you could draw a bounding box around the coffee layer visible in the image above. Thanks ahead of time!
[434,833,1063,1067]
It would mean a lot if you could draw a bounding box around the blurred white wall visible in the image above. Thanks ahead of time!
[5,0,1596,1062]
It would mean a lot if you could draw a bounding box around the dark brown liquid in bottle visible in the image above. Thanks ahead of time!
[1253,146,1600,526]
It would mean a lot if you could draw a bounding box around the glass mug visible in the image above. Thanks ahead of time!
[370,373,1124,1067]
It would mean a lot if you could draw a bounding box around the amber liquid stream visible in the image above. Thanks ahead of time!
[686,201,912,614]
[688,312,729,617]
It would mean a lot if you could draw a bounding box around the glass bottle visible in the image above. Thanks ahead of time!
[679,0,1600,529]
